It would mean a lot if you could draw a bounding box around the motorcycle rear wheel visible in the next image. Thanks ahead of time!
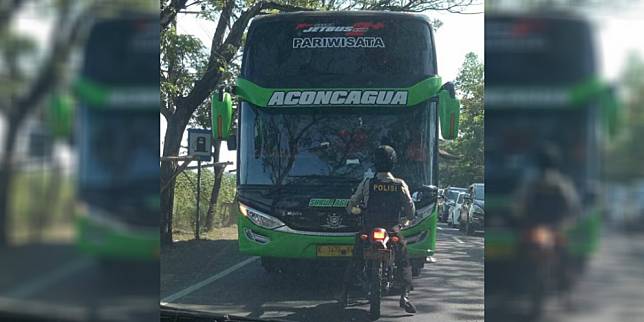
[369,261,383,320]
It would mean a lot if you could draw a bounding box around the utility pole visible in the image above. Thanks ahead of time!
[195,160,201,240]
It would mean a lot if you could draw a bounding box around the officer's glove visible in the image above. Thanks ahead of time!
[351,206,362,215]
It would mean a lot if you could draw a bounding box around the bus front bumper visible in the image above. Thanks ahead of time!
[76,216,159,260]
[238,214,436,259]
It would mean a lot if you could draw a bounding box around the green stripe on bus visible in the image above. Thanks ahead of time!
[236,76,443,108]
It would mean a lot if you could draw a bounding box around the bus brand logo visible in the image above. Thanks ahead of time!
[268,90,407,106]
[296,22,384,36]
[293,37,385,49]
[309,198,350,208]
[326,213,343,228]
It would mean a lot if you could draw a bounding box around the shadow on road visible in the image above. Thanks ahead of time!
[0,243,160,321]
[162,225,484,322]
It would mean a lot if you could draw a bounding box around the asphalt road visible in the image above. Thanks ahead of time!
[537,226,644,322]
[485,225,644,322]
[161,223,484,322]
[0,243,159,321]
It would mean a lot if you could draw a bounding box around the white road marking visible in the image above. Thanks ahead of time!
[161,256,259,304]
[452,236,465,244]
[437,226,443,231]
[4,257,93,299]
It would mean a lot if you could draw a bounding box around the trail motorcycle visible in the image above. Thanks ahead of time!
[519,224,566,319]
[356,223,405,320]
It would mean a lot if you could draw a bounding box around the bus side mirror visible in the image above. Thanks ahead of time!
[211,89,233,140]
[600,85,620,138]
[47,93,74,139]
[414,185,438,208]
[438,82,460,140]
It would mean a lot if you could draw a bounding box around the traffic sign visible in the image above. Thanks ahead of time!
[187,128,212,162]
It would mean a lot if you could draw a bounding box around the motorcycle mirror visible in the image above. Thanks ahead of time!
[414,185,438,208]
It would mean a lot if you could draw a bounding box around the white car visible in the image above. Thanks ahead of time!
[448,192,467,228]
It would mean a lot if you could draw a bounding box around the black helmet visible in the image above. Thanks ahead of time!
[374,145,397,172]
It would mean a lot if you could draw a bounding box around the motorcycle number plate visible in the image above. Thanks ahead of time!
[317,245,353,257]
[364,249,392,261]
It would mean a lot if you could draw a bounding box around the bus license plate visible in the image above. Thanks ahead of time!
[317,245,353,257]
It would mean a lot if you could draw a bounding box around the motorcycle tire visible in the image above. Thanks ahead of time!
[369,261,382,320]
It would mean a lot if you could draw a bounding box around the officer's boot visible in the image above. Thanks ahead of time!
[399,287,417,313]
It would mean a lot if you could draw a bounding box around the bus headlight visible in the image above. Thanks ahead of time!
[239,202,285,229]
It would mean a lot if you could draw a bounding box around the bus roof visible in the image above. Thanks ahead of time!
[74,15,159,108]
[486,11,595,87]
[251,10,433,26]
[486,10,589,23]
[81,15,159,86]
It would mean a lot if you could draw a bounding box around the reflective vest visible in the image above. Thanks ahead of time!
[365,177,404,229]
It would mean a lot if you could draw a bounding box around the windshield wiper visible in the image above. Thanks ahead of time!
[160,304,282,322]
[287,175,358,182]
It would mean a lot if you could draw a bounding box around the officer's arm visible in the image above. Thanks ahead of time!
[401,181,416,220]
[346,178,368,215]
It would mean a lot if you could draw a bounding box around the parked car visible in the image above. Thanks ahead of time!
[449,192,467,228]
[462,183,484,235]
[442,187,467,222]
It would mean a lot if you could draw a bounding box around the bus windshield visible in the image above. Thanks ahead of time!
[485,109,592,196]
[239,104,434,190]
[78,109,158,191]
[243,18,434,88]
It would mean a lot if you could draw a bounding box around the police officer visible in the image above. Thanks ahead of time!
[514,143,581,228]
[512,143,584,309]
[339,145,417,313]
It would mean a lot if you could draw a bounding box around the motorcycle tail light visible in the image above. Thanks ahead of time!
[527,226,556,247]
[391,235,400,243]
[359,234,369,241]
[372,228,387,241]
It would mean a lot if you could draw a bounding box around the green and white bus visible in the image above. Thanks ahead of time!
[212,11,460,274]
[50,15,160,263]
[485,13,619,286]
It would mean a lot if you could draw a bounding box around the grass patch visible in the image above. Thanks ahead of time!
[8,170,75,245]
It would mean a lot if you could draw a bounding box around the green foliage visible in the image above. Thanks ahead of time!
[173,170,237,232]
[9,171,75,244]
[439,52,484,187]
[161,25,209,109]
[602,52,644,181]
[0,32,37,109]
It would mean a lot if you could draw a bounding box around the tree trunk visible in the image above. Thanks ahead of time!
[159,0,313,244]
[0,121,20,247]
[160,104,192,245]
